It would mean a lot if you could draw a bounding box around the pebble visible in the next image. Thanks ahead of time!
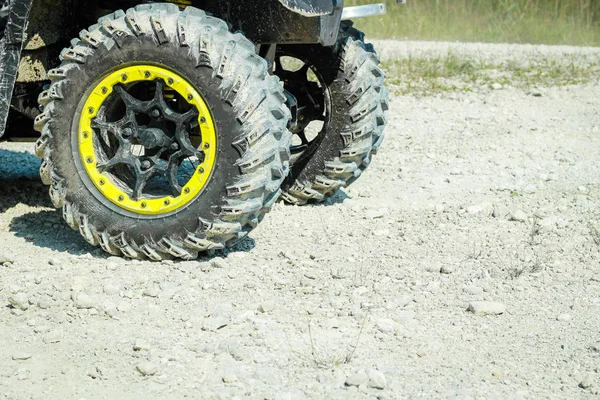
[557,313,572,322]
[346,369,369,387]
[202,316,229,332]
[491,82,503,90]
[493,204,510,218]
[466,205,484,215]
[43,331,62,344]
[211,257,227,269]
[376,318,399,334]
[258,301,275,313]
[142,285,161,298]
[72,292,95,309]
[467,301,506,316]
[440,265,455,274]
[464,285,484,296]
[117,301,131,312]
[8,293,30,311]
[580,374,595,389]
[365,209,387,219]
[133,339,151,352]
[509,210,528,222]
[368,369,387,390]
[136,361,158,376]
[12,353,32,361]
[222,373,238,383]
[103,283,120,296]
[0,253,15,265]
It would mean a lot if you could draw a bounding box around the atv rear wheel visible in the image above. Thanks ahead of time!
[34,4,291,260]
[276,22,389,205]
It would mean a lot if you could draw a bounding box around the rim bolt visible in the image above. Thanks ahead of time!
[167,78,174,85]
[203,143,210,149]
[88,107,94,114]
[121,74,127,81]
[118,195,124,201]
[83,132,89,139]
[99,179,105,185]
[101,87,108,94]
[141,202,147,208]
[144,71,151,78]
[141,160,152,170]
[200,117,206,124]
[187,94,193,101]
[86,157,93,164]
[164,200,170,206]
[170,143,179,150]
[198,167,205,174]
[184,188,190,194]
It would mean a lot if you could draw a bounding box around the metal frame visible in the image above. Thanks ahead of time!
[0,0,34,138]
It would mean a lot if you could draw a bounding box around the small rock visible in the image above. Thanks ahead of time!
[589,343,600,353]
[557,313,572,322]
[365,209,387,219]
[466,205,484,215]
[346,369,369,387]
[493,204,511,218]
[136,361,157,376]
[375,318,399,334]
[222,373,238,383]
[210,257,227,269]
[133,339,151,352]
[580,374,595,389]
[440,265,455,274]
[8,293,30,311]
[142,285,161,298]
[464,285,484,296]
[116,301,131,312]
[491,82,503,90]
[467,301,506,316]
[12,353,32,361]
[43,331,62,344]
[103,283,120,296]
[71,292,95,309]
[509,210,528,222]
[0,253,15,265]
[258,301,275,313]
[202,316,229,332]
[367,369,387,390]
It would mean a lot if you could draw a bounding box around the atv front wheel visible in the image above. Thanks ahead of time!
[34,4,291,260]
[276,22,389,205]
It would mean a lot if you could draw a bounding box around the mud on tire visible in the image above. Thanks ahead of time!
[278,22,389,205]
[34,4,292,260]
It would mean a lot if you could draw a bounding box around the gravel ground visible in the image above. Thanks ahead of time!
[1,41,600,399]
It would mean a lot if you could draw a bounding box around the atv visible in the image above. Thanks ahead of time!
[0,0,391,260]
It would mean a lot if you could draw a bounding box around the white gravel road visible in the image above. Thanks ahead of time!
[1,40,599,399]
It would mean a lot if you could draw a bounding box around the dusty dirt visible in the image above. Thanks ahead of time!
[1,41,600,399]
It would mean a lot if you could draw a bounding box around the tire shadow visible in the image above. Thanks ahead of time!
[0,148,50,213]
[10,210,97,255]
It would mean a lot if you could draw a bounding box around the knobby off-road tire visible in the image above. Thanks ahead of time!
[33,4,291,260]
[279,23,389,205]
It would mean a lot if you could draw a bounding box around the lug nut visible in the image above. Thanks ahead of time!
[122,128,132,137]
[141,160,152,170]
[151,110,160,118]
[170,143,179,150]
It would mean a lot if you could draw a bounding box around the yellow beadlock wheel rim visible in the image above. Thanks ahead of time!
[78,65,217,215]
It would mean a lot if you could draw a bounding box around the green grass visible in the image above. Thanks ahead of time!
[347,0,600,46]
[382,51,600,95]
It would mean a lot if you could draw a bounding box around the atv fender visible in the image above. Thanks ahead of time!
[277,0,334,16]
[0,0,33,138]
